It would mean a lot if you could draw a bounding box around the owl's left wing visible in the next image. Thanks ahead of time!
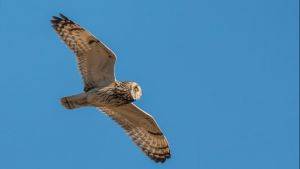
[99,103,171,162]
[51,14,116,91]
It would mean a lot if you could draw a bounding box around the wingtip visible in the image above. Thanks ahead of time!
[50,13,68,21]
[50,13,71,26]
[50,16,61,24]
[153,155,170,163]
[149,151,171,163]
[59,13,68,19]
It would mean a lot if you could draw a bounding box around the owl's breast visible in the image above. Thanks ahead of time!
[87,86,134,107]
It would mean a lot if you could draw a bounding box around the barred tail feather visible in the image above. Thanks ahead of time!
[60,93,88,109]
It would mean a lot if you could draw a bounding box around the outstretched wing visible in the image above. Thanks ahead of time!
[99,103,171,163]
[51,14,116,91]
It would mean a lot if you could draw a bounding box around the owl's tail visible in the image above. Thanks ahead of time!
[60,93,89,109]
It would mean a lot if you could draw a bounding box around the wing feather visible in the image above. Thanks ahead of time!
[99,103,171,162]
[51,14,116,91]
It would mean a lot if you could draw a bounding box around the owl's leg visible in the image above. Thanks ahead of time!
[60,93,89,109]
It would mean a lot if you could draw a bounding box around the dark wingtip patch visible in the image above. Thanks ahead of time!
[51,14,72,25]
[51,16,61,25]
[51,16,63,28]
[59,13,68,19]
[50,13,77,31]
[140,146,171,163]
[152,154,170,163]
[52,16,61,20]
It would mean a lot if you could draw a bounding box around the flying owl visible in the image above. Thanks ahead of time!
[51,14,171,163]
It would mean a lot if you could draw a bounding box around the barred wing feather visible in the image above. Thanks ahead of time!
[99,103,171,162]
[51,14,116,91]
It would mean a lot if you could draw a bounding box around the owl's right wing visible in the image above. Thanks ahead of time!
[99,103,171,162]
[51,14,116,91]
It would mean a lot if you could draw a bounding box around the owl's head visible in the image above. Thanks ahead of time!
[127,82,142,100]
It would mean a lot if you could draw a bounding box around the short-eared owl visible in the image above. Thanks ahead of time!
[51,14,170,162]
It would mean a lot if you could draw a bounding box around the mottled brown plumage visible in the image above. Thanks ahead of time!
[51,14,171,163]
[51,13,116,91]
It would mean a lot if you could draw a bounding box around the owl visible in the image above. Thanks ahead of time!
[51,14,171,163]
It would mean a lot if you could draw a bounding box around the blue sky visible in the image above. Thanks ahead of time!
[0,0,298,168]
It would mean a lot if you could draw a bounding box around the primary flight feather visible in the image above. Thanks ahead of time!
[51,13,171,162]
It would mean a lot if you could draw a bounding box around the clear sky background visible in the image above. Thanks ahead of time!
[0,0,298,169]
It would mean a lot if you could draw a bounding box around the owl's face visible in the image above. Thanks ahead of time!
[128,82,142,100]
